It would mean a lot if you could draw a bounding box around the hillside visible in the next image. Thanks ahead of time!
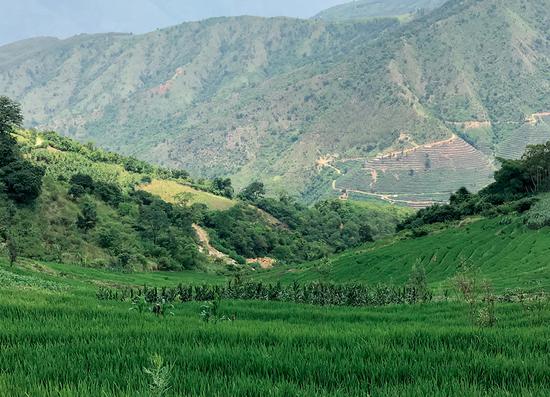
[1,0,549,206]
[5,129,407,269]
[1,97,410,270]
[252,215,550,291]
[314,0,447,21]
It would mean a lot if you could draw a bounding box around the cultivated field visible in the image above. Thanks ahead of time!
[253,216,550,292]
[0,258,548,397]
[139,179,236,211]
[333,136,495,207]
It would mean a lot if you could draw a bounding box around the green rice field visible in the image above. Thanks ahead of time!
[0,258,548,397]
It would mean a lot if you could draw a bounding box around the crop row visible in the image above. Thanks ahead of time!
[96,281,433,307]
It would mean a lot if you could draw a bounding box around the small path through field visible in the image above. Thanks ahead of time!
[192,224,236,264]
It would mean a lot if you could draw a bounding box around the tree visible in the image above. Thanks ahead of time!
[0,97,44,205]
[211,178,234,198]
[449,187,471,205]
[0,134,17,168]
[358,222,374,243]
[70,174,95,192]
[138,202,170,244]
[0,96,23,135]
[1,160,45,204]
[95,181,123,207]
[77,201,98,233]
[238,181,266,202]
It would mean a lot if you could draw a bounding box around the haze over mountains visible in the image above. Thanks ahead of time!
[1,0,549,205]
[0,0,347,45]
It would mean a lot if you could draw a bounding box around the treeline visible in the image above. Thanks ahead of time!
[97,280,433,307]
[0,98,45,265]
[74,185,204,270]
[399,143,550,231]
[201,190,375,264]
[1,96,401,270]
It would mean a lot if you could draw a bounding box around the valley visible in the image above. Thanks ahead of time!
[0,0,549,396]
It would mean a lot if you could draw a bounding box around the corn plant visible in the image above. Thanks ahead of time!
[130,295,149,314]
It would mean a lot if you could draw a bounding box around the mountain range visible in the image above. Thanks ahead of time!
[1,0,549,205]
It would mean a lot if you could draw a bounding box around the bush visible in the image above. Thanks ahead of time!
[95,181,123,207]
[525,194,550,229]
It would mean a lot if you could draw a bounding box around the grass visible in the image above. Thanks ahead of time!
[0,209,549,396]
[252,216,550,292]
[0,260,548,397]
[139,179,236,211]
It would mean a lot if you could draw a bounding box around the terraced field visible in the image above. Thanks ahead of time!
[497,115,550,159]
[333,136,495,207]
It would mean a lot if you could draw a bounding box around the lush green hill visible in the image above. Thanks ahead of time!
[5,129,407,268]
[251,215,550,291]
[314,0,446,21]
[1,95,409,271]
[1,0,549,205]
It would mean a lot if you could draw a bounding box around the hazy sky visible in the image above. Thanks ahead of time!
[0,0,349,46]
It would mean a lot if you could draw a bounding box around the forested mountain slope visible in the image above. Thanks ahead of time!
[1,0,549,204]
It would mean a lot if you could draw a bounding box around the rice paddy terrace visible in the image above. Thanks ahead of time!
[497,114,550,160]
[330,135,495,208]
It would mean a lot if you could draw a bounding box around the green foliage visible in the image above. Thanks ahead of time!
[237,181,266,202]
[400,141,550,230]
[525,194,550,229]
[76,200,98,233]
[0,96,23,134]
[200,299,232,323]
[100,279,432,307]
[203,198,380,263]
[143,354,172,397]
[0,134,17,167]
[210,178,234,199]
[3,274,549,397]
[0,98,44,205]
[3,2,548,201]
[6,236,17,266]
[1,160,45,203]
[257,216,550,292]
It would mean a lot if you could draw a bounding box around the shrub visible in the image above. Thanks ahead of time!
[76,201,98,233]
[525,194,550,229]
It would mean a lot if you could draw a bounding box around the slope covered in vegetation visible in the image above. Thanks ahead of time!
[2,0,548,204]
[254,215,550,291]
[1,96,409,271]
[256,140,550,291]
